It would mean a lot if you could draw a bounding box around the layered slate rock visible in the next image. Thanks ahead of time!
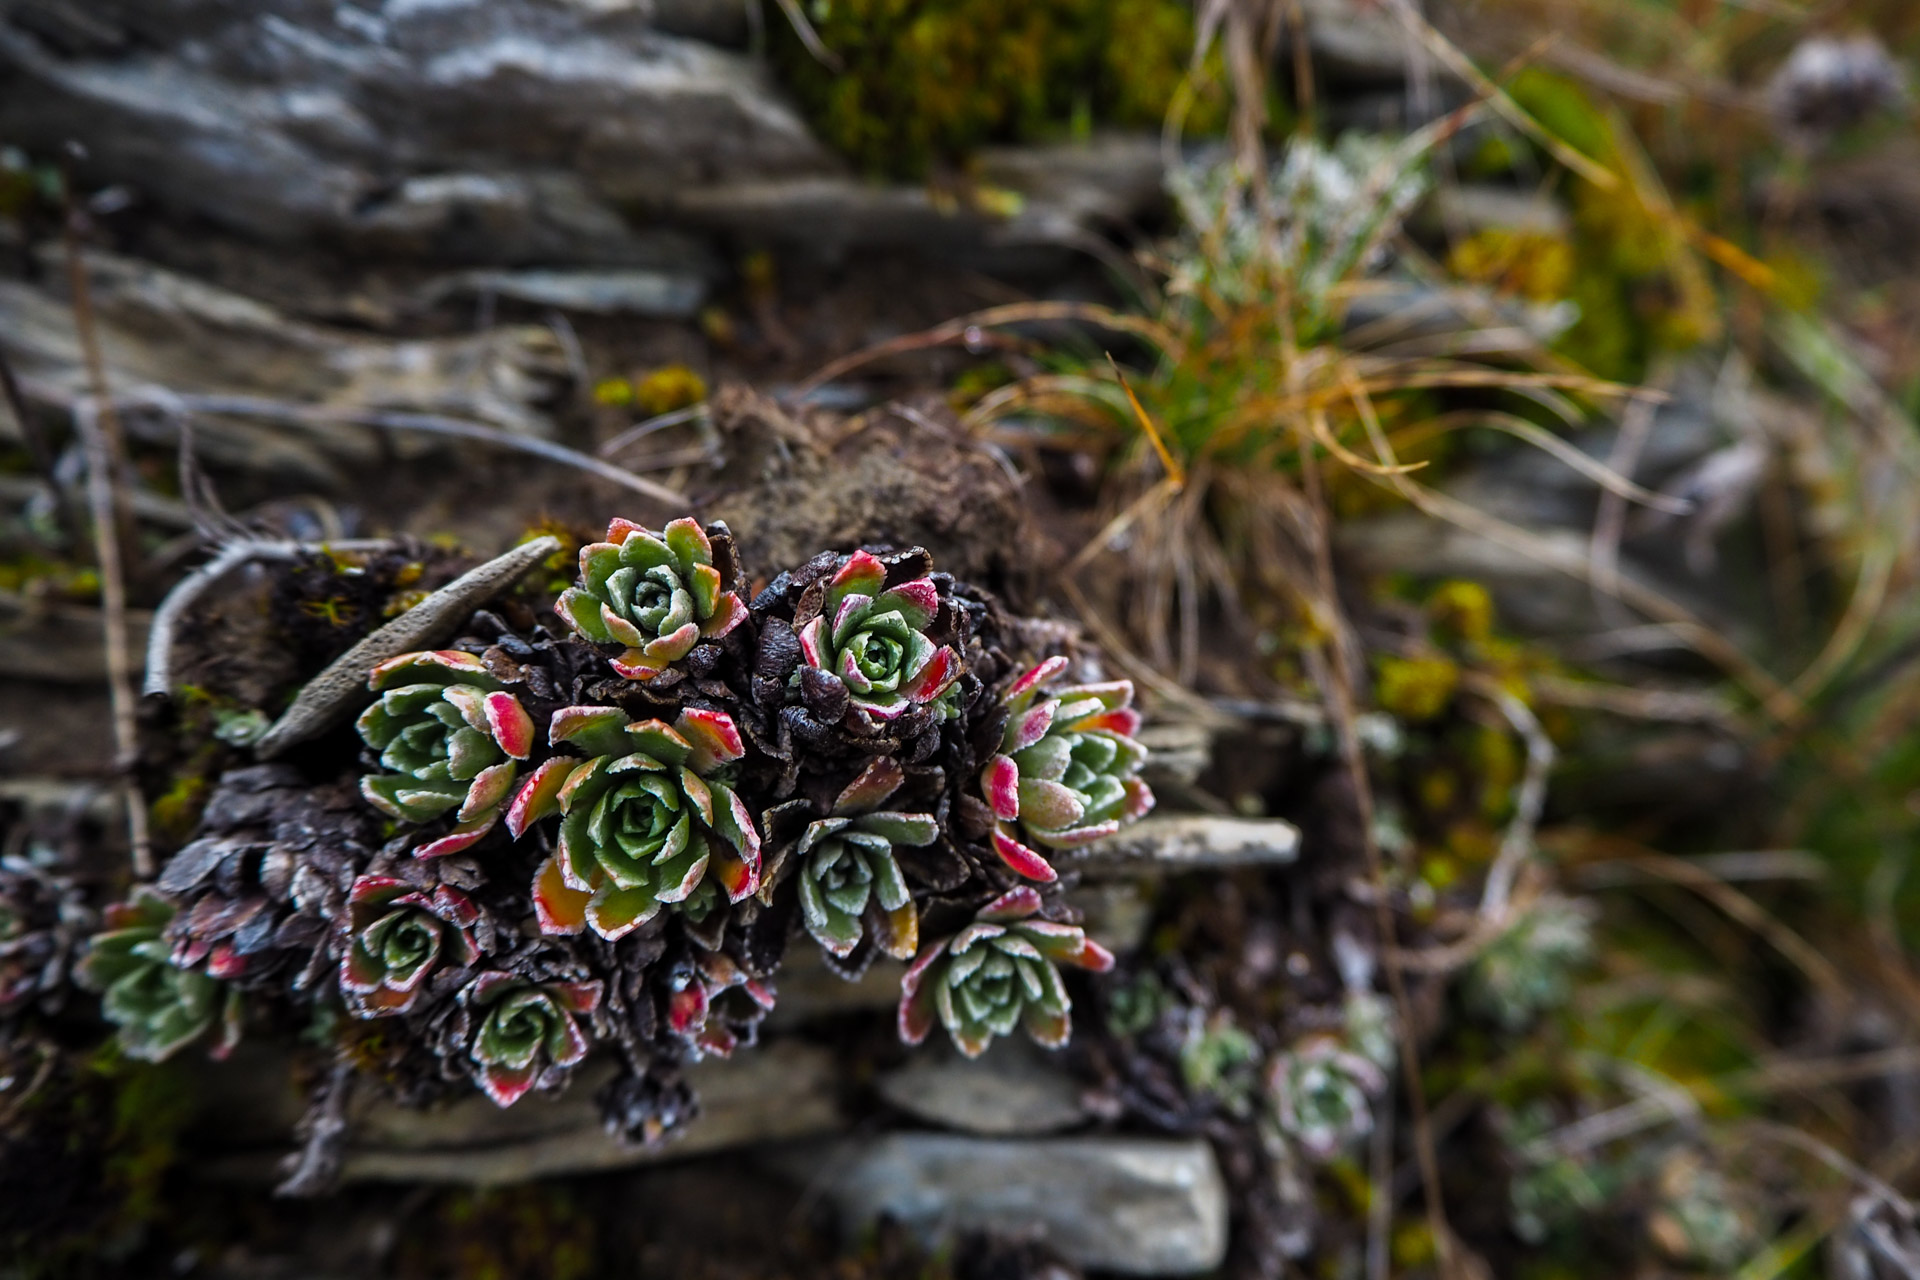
[789,1134,1230,1276]
[0,0,829,261]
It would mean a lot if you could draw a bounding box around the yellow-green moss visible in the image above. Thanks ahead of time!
[0,553,101,602]
[1427,579,1496,646]
[1496,69,1723,382]
[772,0,1225,178]
[1447,228,1575,304]
[632,364,709,417]
[404,1187,599,1280]
[1375,653,1460,722]
[149,771,213,845]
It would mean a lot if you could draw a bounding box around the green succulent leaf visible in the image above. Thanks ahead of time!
[541,706,760,941]
[793,552,960,727]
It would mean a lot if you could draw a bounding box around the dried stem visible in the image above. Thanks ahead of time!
[157,393,691,508]
[767,0,843,70]
[142,538,397,699]
[797,301,1178,396]
[1590,363,1671,626]
[1294,420,1458,1271]
[1474,680,1553,920]
[62,227,150,877]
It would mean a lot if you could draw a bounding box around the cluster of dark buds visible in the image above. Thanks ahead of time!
[84,515,1156,1127]
[0,855,87,1022]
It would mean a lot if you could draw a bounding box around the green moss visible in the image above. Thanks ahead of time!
[1427,579,1495,646]
[771,0,1225,178]
[100,1052,198,1229]
[0,552,101,602]
[1375,653,1460,723]
[149,770,213,845]
[399,1187,600,1280]
[632,364,709,417]
[1447,228,1575,304]
[1498,69,1722,382]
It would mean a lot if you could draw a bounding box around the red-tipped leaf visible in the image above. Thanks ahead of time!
[484,692,535,759]
[990,829,1057,882]
[532,855,590,935]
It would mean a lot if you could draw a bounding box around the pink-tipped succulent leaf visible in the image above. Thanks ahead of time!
[792,757,937,961]
[339,876,481,1017]
[461,973,602,1107]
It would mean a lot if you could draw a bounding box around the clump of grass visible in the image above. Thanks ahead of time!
[958,126,1647,692]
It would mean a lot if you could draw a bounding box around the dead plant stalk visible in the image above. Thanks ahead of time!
[63,231,151,877]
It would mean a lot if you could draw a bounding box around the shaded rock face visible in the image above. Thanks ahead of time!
[876,1038,1090,1137]
[791,1134,1230,1277]
[0,0,832,262]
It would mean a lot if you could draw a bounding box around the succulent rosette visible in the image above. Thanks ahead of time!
[785,757,935,961]
[1267,1037,1388,1161]
[980,656,1155,882]
[339,875,482,1017]
[77,889,237,1062]
[556,517,748,680]
[795,550,960,728]
[356,650,534,858]
[898,886,1113,1058]
[508,706,761,941]
[459,971,602,1107]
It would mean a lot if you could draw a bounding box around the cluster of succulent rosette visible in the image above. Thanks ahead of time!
[80,518,1155,1138]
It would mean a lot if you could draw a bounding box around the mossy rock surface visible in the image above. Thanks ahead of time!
[771,0,1225,177]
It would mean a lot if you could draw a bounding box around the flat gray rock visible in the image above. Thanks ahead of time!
[786,1134,1229,1276]
[199,1040,846,1186]
[422,267,709,317]
[1078,814,1301,878]
[877,1038,1088,1136]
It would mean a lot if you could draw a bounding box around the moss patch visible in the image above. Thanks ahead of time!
[771,0,1225,178]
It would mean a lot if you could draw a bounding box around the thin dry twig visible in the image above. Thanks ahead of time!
[796,302,1178,396]
[1474,679,1553,919]
[1292,408,1458,1268]
[767,0,843,70]
[597,405,708,458]
[1572,849,1825,888]
[72,397,148,876]
[1383,1,1620,190]
[154,393,691,508]
[1568,846,1848,999]
[62,219,150,877]
[1528,672,1739,727]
